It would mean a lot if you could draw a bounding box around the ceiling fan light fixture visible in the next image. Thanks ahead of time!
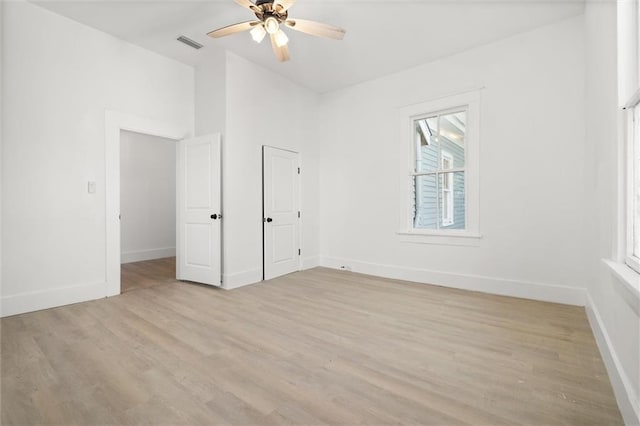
[264,16,279,34]
[206,0,346,62]
[274,29,289,47]
[250,25,267,43]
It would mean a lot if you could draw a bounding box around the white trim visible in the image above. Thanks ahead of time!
[397,230,482,246]
[297,155,303,273]
[105,110,190,298]
[302,256,320,270]
[440,150,454,226]
[585,293,640,426]
[319,256,585,306]
[603,259,640,309]
[399,89,481,238]
[623,89,640,110]
[616,109,628,262]
[1,282,105,318]
[222,257,318,290]
[0,0,3,319]
[222,269,262,290]
[626,254,640,276]
[121,247,176,264]
[627,106,638,270]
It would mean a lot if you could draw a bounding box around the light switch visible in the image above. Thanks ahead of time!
[88,181,96,194]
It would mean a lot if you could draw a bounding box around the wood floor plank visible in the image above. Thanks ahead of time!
[1,261,624,425]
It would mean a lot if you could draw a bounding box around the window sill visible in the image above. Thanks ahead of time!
[602,259,640,304]
[397,230,482,246]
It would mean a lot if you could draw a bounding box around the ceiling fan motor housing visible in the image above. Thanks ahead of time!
[253,1,288,23]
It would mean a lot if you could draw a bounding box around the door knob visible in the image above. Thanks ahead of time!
[265,217,273,223]
[211,214,220,220]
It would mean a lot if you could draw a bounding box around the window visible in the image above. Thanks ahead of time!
[622,0,640,274]
[412,113,464,230]
[399,90,481,243]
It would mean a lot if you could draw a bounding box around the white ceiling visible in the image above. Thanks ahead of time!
[32,0,585,93]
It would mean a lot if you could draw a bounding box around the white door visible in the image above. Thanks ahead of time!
[263,146,301,280]
[177,134,221,286]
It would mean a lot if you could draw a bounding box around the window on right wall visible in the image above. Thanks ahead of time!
[622,0,640,274]
[399,90,481,244]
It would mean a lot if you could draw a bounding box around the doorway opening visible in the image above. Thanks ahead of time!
[120,130,178,293]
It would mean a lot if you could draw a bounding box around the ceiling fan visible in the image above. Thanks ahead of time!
[207,0,346,62]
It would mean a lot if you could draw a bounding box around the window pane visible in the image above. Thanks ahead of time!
[413,174,437,229]
[415,116,438,172]
[439,112,466,168]
[439,172,465,229]
[441,151,453,171]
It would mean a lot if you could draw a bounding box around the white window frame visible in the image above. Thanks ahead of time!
[625,100,640,273]
[617,0,640,278]
[398,90,481,245]
[607,0,640,301]
[441,151,454,227]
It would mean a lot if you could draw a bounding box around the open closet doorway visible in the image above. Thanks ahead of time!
[120,130,178,293]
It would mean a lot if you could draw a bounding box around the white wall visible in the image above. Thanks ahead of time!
[617,0,639,107]
[317,16,587,305]
[221,52,320,288]
[195,49,226,137]
[120,131,177,264]
[0,0,4,299]
[1,1,194,316]
[584,2,640,424]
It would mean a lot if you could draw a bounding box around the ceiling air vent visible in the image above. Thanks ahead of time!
[177,35,203,50]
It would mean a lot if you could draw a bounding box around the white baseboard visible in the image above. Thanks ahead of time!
[586,293,640,426]
[121,247,176,264]
[1,282,105,318]
[302,256,320,270]
[222,268,262,290]
[222,258,320,290]
[319,256,586,306]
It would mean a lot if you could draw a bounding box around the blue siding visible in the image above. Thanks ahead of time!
[413,136,465,230]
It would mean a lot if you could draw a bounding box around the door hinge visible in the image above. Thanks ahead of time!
[297,167,300,174]
[298,249,301,256]
[298,211,300,218]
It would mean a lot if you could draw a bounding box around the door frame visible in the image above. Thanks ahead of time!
[262,145,303,280]
[105,110,190,297]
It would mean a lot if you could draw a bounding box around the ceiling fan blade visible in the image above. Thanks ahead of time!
[270,34,290,62]
[285,19,346,40]
[274,0,297,12]
[207,20,260,38]
[234,0,260,11]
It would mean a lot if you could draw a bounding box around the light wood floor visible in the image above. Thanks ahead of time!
[1,265,623,425]
[121,257,176,293]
